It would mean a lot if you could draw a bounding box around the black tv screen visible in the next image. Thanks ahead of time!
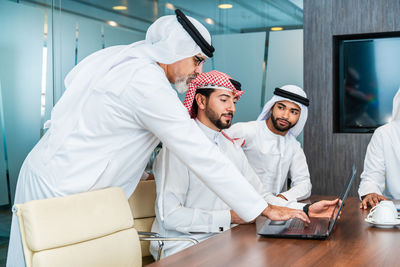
[338,36,400,133]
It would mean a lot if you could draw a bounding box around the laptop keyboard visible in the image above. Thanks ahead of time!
[286,218,318,235]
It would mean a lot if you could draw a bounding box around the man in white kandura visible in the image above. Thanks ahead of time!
[7,10,310,267]
[226,85,312,202]
[359,88,400,209]
[150,72,339,258]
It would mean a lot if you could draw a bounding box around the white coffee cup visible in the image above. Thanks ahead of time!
[367,200,398,223]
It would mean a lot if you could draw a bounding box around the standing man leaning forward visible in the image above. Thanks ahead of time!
[7,10,309,267]
[150,71,339,258]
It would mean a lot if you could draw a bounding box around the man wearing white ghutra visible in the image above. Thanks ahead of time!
[7,10,310,266]
[227,85,312,205]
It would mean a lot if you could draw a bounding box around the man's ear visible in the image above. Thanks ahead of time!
[195,94,207,111]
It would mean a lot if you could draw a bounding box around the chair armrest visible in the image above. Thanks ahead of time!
[139,236,199,245]
[138,231,160,237]
[138,232,199,261]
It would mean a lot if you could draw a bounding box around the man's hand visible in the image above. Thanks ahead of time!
[230,210,255,224]
[360,193,387,209]
[309,199,341,218]
[262,204,310,224]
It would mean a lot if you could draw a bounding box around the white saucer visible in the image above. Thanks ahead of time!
[365,217,400,228]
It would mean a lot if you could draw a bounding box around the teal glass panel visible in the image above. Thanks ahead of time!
[52,12,76,102]
[0,80,9,206]
[43,10,53,127]
[0,0,44,202]
[51,12,103,105]
[104,25,145,47]
[76,17,102,63]
[211,32,266,123]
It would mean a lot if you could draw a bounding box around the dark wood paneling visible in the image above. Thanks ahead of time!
[304,0,400,196]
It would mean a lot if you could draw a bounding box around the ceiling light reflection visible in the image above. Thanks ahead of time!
[107,21,118,27]
[218,4,233,9]
[112,5,127,11]
[205,18,214,25]
[165,3,175,10]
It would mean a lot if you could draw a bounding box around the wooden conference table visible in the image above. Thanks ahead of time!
[147,196,400,267]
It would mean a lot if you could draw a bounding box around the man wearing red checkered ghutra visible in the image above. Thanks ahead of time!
[150,71,340,259]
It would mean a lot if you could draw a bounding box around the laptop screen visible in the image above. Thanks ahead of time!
[327,164,357,234]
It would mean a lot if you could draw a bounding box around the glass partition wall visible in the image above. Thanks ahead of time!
[0,0,303,264]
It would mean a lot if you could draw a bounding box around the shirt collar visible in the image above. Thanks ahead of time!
[195,119,221,144]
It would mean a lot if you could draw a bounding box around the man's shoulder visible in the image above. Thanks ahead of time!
[375,121,399,135]
[286,132,301,143]
[219,132,249,167]
[221,131,246,148]
[123,61,177,102]
[231,120,260,130]
[132,62,168,84]
[226,120,261,138]
[368,122,400,146]
[282,133,304,156]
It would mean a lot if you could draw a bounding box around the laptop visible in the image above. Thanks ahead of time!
[257,164,356,239]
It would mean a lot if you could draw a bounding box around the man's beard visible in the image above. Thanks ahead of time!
[174,75,197,94]
[205,105,233,130]
[271,113,296,132]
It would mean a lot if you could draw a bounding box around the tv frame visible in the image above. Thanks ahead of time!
[332,31,400,134]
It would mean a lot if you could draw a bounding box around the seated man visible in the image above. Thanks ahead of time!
[150,71,338,258]
[359,88,400,209]
[226,85,311,202]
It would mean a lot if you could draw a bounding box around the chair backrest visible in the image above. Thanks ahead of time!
[16,187,142,267]
[128,180,156,257]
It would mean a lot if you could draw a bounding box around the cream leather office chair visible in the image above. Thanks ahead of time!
[128,180,157,265]
[15,187,142,267]
[128,180,198,264]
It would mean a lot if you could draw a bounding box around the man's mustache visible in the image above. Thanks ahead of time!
[221,112,234,118]
[187,74,198,82]
[276,118,290,124]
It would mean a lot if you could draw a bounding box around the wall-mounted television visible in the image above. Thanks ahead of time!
[335,33,400,133]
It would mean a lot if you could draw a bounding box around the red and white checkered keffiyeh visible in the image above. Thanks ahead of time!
[183,70,245,118]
